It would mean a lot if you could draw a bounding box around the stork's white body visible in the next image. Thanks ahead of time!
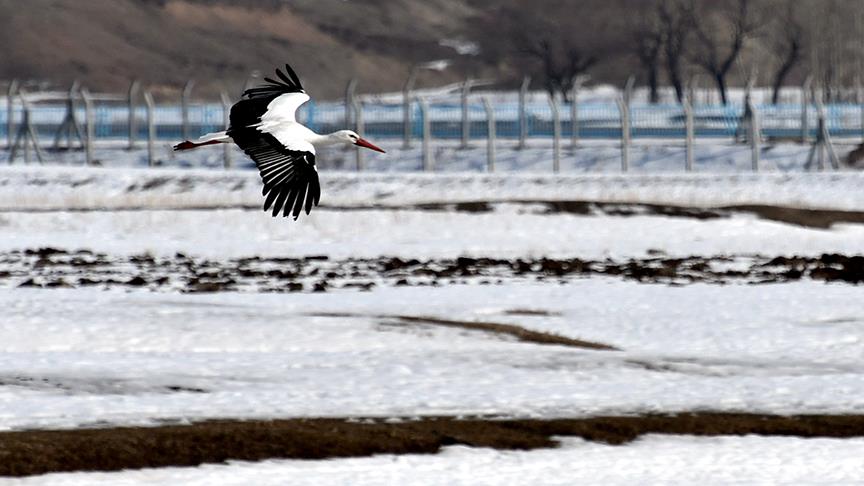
[193,93,336,154]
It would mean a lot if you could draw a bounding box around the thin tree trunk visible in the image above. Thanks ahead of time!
[645,66,658,104]
[667,59,685,103]
[771,61,795,105]
[715,73,729,105]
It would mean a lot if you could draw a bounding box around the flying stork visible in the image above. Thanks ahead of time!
[174,63,385,219]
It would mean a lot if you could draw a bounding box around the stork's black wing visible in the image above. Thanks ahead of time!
[229,64,306,130]
[243,63,305,101]
[231,129,320,219]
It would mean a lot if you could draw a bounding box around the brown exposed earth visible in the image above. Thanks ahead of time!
[311,312,619,350]
[3,413,864,477]
[3,248,863,293]
[402,200,864,230]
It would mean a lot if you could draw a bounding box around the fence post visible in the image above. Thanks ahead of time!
[220,90,233,169]
[21,91,30,164]
[402,68,418,149]
[684,98,694,172]
[344,78,357,129]
[688,75,699,106]
[482,97,495,172]
[181,80,195,141]
[518,76,530,150]
[144,90,156,167]
[858,75,864,143]
[9,89,44,164]
[6,79,17,150]
[801,76,812,143]
[460,78,473,149]
[805,100,840,171]
[815,109,826,171]
[127,80,140,150]
[53,80,84,150]
[353,98,365,171]
[616,96,630,172]
[81,88,95,166]
[822,107,841,170]
[749,98,760,172]
[418,97,432,172]
[624,75,636,106]
[570,76,585,150]
[548,94,560,173]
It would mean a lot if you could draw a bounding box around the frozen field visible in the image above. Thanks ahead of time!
[2,280,864,431]
[1,165,863,482]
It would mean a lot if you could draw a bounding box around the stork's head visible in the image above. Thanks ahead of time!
[337,130,386,153]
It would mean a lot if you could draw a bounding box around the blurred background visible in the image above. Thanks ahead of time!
[2,0,861,100]
[3,0,864,172]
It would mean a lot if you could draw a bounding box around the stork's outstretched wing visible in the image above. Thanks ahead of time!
[226,63,319,218]
[244,64,305,99]
[231,64,310,126]
[231,129,320,219]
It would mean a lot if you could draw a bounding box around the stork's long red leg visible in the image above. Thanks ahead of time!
[173,140,223,151]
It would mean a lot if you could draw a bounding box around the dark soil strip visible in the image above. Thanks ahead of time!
[725,204,864,229]
[388,315,618,351]
[3,414,864,477]
[3,200,863,229]
[4,249,864,291]
[308,312,617,350]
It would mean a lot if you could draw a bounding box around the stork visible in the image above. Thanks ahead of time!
[174,63,385,219]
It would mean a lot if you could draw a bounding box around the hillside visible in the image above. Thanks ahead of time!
[0,0,505,99]
[1,0,845,101]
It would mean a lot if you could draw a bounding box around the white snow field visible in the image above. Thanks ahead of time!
[2,281,864,431]
[1,164,863,482]
[9,436,864,486]
[3,206,864,260]
[2,166,864,261]
[3,163,864,212]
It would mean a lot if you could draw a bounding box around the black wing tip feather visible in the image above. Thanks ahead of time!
[262,184,316,220]
[243,63,305,99]
[234,131,319,221]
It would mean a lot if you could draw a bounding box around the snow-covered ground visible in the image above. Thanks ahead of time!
[2,166,863,259]
[3,206,863,260]
[2,163,863,481]
[2,163,864,212]
[11,435,864,485]
[1,280,863,431]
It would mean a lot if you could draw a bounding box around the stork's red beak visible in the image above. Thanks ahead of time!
[355,138,386,153]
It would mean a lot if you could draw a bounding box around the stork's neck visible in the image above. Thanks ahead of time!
[308,131,345,147]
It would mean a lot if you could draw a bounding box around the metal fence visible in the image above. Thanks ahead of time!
[2,79,858,171]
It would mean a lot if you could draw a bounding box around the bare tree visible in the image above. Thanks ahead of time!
[766,4,804,104]
[632,2,665,103]
[689,0,764,105]
[658,0,692,103]
[522,39,598,101]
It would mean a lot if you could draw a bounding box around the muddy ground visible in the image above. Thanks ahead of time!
[2,248,862,293]
[3,413,864,477]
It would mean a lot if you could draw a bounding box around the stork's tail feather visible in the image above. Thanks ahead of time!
[173,131,231,151]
